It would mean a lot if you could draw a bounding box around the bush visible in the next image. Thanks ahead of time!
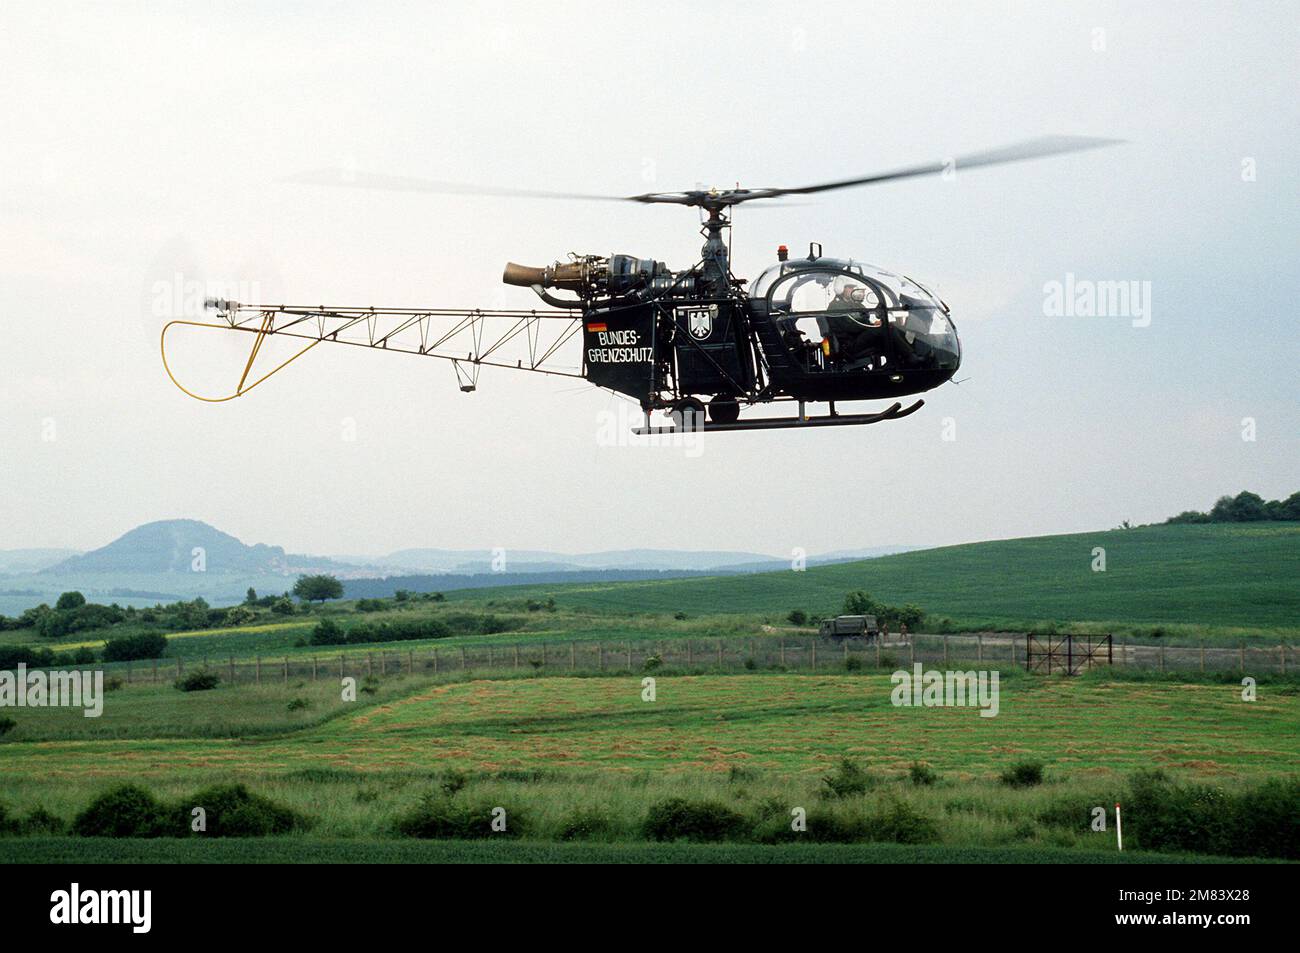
[394,794,521,839]
[1125,771,1299,859]
[558,806,615,841]
[871,799,940,844]
[310,618,346,646]
[821,758,875,798]
[21,806,66,835]
[787,609,807,626]
[344,617,451,644]
[1000,761,1045,788]
[440,769,469,796]
[72,785,173,837]
[806,809,871,843]
[102,632,168,662]
[0,716,15,737]
[175,669,220,692]
[908,762,938,786]
[642,798,747,842]
[270,597,295,616]
[286,697,309,712]
[184,783,305,837]
[844,655,863,672]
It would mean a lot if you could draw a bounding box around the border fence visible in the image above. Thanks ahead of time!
[36,631,1295,686]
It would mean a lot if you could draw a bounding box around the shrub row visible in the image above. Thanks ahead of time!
[310,612,524,647]
[48,784,307,838]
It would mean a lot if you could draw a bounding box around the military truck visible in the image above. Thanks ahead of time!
[818,614,880,641]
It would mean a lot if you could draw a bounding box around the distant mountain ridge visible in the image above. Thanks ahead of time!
[25,519,911,580]
[45,520,357,576]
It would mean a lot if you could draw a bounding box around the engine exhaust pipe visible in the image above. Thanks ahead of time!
[502,262,547,287]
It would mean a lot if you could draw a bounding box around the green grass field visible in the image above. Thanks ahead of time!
[1,671,1295,860]
[2,521,1296,863]
[441,523,1300,638]
[0,838,1265,864]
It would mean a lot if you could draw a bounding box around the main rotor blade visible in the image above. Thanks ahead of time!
[732,135,1124,203]
[280,168,628,202]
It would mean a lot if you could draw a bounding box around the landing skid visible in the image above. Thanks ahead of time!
[633,399,924,434]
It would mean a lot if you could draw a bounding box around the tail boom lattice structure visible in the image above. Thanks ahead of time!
[161,301,584,402]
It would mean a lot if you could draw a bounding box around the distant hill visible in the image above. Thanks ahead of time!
[441,523,1300,634]
[374,547,782,574]
[0,549,80,574]
[45,520,354,576]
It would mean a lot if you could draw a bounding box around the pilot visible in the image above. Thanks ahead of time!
[824,277,881,366]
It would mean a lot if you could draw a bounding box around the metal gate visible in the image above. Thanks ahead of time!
[1026,633,1113,675]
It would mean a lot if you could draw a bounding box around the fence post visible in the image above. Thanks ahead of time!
[910,640,916,666]
[843,641,849,664]
[514,645,519,669]
[717,640,723,667]
[1200,646,1205,672]
[367,652,373,677]
[686,640,692,666]
[811,639,816,671]
[1159,645,1165,672]
[570,642,576,670]
[1280,644,1287,675]
[875,637,881,667]
[780,639,786,667]
[461,647,467,670]
[943,636,949,664]
[432,648,438,673]
[487,646,493,669]
[313,656,318,681]
[977,634,982,663]
[1239,642,1245,673]
[627,642,632,669]
[284,656,289,682]
[339,653,345,679]
[380,652,386,677]
[127,660,132,684]
[229,656,235,683]
[255,656,261,685]
[598,643,604,671]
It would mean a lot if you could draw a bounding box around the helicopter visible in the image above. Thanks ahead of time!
[163,135,1120,432]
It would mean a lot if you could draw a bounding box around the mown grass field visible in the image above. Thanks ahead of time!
[1,671,1295,860]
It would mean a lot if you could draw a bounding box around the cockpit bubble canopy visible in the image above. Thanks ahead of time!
[752,256,960,371]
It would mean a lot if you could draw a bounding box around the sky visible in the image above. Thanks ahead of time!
[1,0,1296,559]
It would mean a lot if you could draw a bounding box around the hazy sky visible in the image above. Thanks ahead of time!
[1,1,1296,558]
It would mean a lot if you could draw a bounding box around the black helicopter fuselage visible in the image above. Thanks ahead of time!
[572,249,961,423]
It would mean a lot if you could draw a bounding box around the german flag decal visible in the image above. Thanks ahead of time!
[586,322,607,333]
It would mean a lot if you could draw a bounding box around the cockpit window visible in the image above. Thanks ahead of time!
[772,271,882,314]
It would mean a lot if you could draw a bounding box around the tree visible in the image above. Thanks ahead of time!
[787,609,808,626]
[244,587,258,605]
[843,590,880,616]
[55,591,86,611]
[292,575,343,603]
[1210,491,1268,522]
